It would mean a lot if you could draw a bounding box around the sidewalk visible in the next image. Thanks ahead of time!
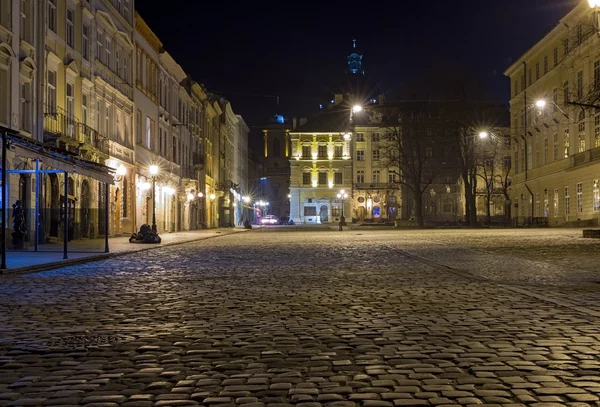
[2,228,246,274]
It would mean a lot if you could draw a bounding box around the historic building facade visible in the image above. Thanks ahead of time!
[289,105,353,224]
[262,116,292,219]
[505,1,600,227]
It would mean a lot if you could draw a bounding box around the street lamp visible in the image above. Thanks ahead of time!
[149,165,159,233]
[478,131,489,139]
[352,105,362,113]
[336,189,348,218]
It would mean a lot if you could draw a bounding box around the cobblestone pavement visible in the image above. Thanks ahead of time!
[1,230,600,406]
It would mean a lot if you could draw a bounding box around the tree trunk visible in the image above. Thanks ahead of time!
[414,191,425,228]
[486,194,492,225]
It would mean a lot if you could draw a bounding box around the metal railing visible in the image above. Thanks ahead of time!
[43,105,109,155]
[355,182,400,189]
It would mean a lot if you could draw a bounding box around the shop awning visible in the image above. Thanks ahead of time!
[7,133,114,184]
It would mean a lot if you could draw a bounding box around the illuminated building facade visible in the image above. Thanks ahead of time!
[505,1,600,226]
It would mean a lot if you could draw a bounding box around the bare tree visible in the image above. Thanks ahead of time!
[375,103,452,227]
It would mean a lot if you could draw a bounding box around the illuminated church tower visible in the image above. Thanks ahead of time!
[347,39,364,75]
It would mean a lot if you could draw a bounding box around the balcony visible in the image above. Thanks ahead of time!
[192,153,204,170]
[43,105,109,158]
[355,182,400,190]
[181,166,197,180]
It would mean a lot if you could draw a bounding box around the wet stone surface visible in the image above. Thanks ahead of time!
[0,229,600,406]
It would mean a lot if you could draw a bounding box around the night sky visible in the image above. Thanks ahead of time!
[136,0,579,151]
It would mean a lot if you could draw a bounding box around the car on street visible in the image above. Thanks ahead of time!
[260,215,278,225]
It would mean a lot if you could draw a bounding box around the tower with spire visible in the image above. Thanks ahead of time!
[347,38,364,75]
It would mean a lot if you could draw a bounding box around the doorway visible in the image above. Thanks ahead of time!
[319,204,328,223]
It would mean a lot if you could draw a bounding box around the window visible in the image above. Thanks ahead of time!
[528,68,532,86]
[82,94,89,126]
[318,172,327,185]
[47,70,56,112]
[334,145,343,157]
[527,143,532,170]
[513,78,518,97]
[564,38,569,55]
[372,149,380,160]
[515,150,519,173]
[564,81,569,106]
[356,133,364,141]
[535,63,539,80]
[543,138,548,164]
[595,61,600,90]
[105,37,112,67]
[66,8,74,47]
[66,83,74,118]
[145,117,154,149]
[535,141,539,168]
[504,156,511,169]
[596,111,600,148]
[123,54,129,82]
[372,170,380,184]
[302,145,310,158]
[357,150,364,161]
[48,0,56,32]
[124,0,130,19]
[521,74,525,91]
[553,47,558,67]
[425,147,433,158]
[20,0,31,42]
[544,55,548,74]
[553,88,558,113]
[594,180,600,212]
[97,30,103,62]
[577,24,583,43]
[136,110,142,143]
[579,111,586,152]
[564,129,570,157]
[553,133,558,161]
[82,23,89,60]
[318,145,327,158]
[372,132,380,142]
[577,182,583,213]
[543,189,549,216]
[302,172,311,185]
[334,172,342,184]
[388,173,397,183]
[173,136,177,162]
[565,186,570,216]
[158,127,164,156]
[20,82,30,132]
[577,70,584,98]
[535,193,540,217]
[356,170,364,184]
[554,189,559,217]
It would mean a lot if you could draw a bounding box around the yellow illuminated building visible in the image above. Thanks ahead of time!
[505,0,600,226]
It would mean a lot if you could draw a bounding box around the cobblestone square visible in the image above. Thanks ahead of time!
[1,228,600,406]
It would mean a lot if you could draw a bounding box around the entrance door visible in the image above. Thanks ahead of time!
[81,180,91,238]
[49,174,60,238]
[319,205,328,223]
[358,206,366,221]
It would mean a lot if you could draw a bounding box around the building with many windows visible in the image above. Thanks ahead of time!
[289,104,353,224]
[505,0,600,226]
[0,1,251,254]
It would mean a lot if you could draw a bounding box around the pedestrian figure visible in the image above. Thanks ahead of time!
[339,215,345,231]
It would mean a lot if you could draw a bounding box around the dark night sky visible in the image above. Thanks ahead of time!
[137,0,579,150]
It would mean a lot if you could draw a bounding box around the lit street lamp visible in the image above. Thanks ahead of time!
[149,165,159,233]
[336,189,348,217]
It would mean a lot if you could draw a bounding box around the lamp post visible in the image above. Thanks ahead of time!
[149,165,159,233]
[590,0,600,36]
[336,189,348,218]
